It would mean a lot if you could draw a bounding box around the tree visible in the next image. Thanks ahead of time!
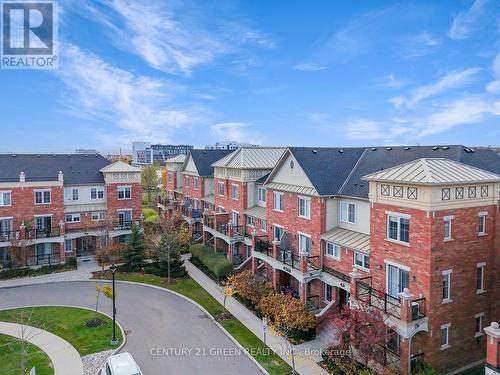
[122,224,145,270]
[326,302,395,373]
[10,309,43,375]
[142,166,160,204]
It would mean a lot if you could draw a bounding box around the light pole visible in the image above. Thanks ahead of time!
[109,264,118,345]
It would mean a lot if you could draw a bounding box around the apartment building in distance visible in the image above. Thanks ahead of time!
[160,144,500,375]
[205,141,258,151]
[132,142,193,165]
[0,154,142,268]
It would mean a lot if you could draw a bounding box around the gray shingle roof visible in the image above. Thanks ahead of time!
[188,149,234,177]
[0,154,110,184]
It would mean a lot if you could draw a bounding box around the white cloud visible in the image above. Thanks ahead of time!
[293,63,328,72]
[404,31,441,58]
[486,53,500,93]
[346,120,384,140]
[388,96,407,108]
[408,68,481,105]
[210,122,259,143]
[449,0,488,40]
[382,75,408,89]
[56,45,201,144]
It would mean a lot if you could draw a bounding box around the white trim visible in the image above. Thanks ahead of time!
[474,312,485,337]
[34,189,52,205]
[297,195,311,219]
[354,251,370,271]
[477,261,486,267]
[325,241,341,261]
[442,270,452,303]
[440,323,451,350]
[443,217,453,241]
[33,214,54,217]
[443,215,454,220]
[117,185,132,200]
[0,216,14,220]
[385,210,411,219]
[339,201,357,224]
[442,269,453,275]
[324,283,333,303]
[0,190,12,207]
[297,231,312,255]
[384,259,411,272]
[117,208,133,212]
[273,191,284,212]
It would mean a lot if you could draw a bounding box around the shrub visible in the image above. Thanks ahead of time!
[414,364,442,375]
[122,224,145,269]
[142,208,157,219]
[0,262,76,280]
[65,257,77,268]
[189,245,233,280]
[144,214,161,225]
[228,270,273,305]
[189,244,205,258]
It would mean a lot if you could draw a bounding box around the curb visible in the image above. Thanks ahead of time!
[0,304,127,356]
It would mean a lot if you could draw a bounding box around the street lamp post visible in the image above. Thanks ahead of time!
[109,264,118,345]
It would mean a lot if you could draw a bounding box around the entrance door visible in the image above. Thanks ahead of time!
[338,289,350,309]
[35,216,52,237]
[231,211,240,226]
[35,243,52,264]
[118,210,132,229]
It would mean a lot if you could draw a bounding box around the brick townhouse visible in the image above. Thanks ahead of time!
[245,145,500,375]
[0,154,142,268]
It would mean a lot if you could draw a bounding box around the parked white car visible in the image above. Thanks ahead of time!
[101,352,143,375]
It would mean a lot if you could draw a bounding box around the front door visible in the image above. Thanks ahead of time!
[35,216,52,237]
[35,243,52,264]
[338,289,350,309]
[118,210,132,229]
[231,211,240,226]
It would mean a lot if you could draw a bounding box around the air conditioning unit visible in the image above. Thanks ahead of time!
[411,302,421,320]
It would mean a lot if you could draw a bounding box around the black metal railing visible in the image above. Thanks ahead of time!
[410,297,426,320]
[306,294,320,311]
[191,209,202,219]
[279,248,300,269]
[0,230,21,242]
[205,216,215,229]
[410,353,425,374]
[113,221,138,230]
[357,279,401,319]
[322,265,351,283]
[254,238,272,256]
[307,255,320,270]
[231,225,243,237]
[217,223,228,235]
[0,253,62,269]
[29,227,61,239]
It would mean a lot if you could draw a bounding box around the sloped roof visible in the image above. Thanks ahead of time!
[363,158,500,185]
[339,146,500,198]
[185,149,234,177]
[243,205,267,221]
[321,227,370,254]
[166,154,186,163]
[0,154,110,184]
[100,161,141,173]
[212,147,285,169]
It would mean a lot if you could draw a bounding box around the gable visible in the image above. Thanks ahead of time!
[183,155,199,175]
[267,152,315,190]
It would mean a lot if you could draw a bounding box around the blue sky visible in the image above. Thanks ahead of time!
[1,0,499,152]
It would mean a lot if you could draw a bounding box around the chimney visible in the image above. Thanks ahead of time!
[58,171,64,182]
[19,171,25,183]
[484,321,500,374]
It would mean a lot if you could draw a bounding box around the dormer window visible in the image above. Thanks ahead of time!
[441,188,450,200]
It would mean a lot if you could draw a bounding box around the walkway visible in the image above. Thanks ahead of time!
[182,255,330,375]
[0,322,83,375]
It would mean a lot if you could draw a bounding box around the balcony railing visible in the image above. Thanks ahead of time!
[27,227,61,239]
[232,225,243,237]
[410,297,426,321]
[217,223,228,235]
[0,230,21,242]
[113,221,138,231]
[356,278,401,319]
[191,209,202,220]
[205,216,215,229]
[322,265,351,283]
[410,353,425,374]
[254,238,272,256]
[307,255,320,270]
[306,294,320,312]
[279,249,301,269]
[0,253,62,269]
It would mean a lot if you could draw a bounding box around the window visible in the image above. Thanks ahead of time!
[0,191,11,206]
[298,233,311,255]
[393,186,403,198]
[218,182,225,196]
[258,187,266,203]
[184,176,190,187]
[441,188,450,200]
[387,264,410,298]
[91,211,106,221]
[273,192,284,211]
[381,184,390,196]
[325,242,341,260]
[441,324,450,349]
[117,186,131,200]
[468,186,476,198]
[455,187,464,199]
[64,188,79,202]
[475,314,484,337]
[90,187,104,199]
[387,214,410,244]
[476,263,485,292]
[340,202,356,223]
[442,270,452,302]
[273,225,284,241]
[64,239,72,252]
[298,197,311,219]
[65,213,81,223]
[325,284,333,302]
[34,190,51,204]
[478,214,487,235]
[260,219,267,232]
[407,187,418,200]
[444,217,453,240]
[118,210,132,227]
[194,177,199,190]
[246,215,255,227]
[193,199,199,210]
[354,251,370,270]
[231,184,239,200]
[0,218,13,238]
[481,186,488,197]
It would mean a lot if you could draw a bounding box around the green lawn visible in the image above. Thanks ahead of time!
[0,307,123,356]
[94,272,292,375]
[0,334,54,375]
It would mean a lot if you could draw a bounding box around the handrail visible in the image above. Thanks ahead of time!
[322,265,351,283]
[307,255,320,270]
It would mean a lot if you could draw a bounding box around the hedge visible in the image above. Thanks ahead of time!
[142,208,157,219]
[0,260,77,280]
[189,244,233,279]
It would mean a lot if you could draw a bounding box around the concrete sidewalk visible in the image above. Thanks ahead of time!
[0,321,83,375]
[182,255,330,375]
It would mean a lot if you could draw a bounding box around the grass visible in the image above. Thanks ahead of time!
[0,334,54,375]
[0,307,123,356]
[93,272,292,375]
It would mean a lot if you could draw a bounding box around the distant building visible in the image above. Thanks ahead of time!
[132,142,152,165]
[205,141,257,151]
[132,142,193,165]
[75,149,99,154]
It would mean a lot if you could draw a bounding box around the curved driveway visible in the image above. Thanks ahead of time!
[0,281,263,375]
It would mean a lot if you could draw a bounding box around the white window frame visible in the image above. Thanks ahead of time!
[64,188,79,202]
[325,242,341,261]
[34,189,51,205]
[478,213,487,235]
[193,198,199,210]
[442,269,452,303]
[324,284,333,303]
[298,196,311,219]
[273,192,284,212]
[231,184,239,200]
[65,213,81,223]
[218,181,225,197]
[443,216,453,241]
[298,232,312,255]
[476,262,485,293]
[440,323,451,349]
[354,251,370,271]
[257,187,266,204]
[260,219,267,232]
[193,177,199,190]
[91,211,106,221]
[474,313,484,337]
[339,201,356,224]
[386,212,410,245]
[246,215,255,227]
[117,186,131,200]
[64,239,73,253]
[273,224,284,241]
[90,187,104,200]
[0,191,11,206]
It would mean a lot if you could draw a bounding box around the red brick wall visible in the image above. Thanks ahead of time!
[106,182,142,222]
[265,189,326,257]
[166,169,177,197]
[322,245,370,278]
[213,178,247,223]
[182,176,205,204]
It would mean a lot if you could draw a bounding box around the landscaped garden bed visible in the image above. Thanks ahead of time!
[0,257,77,280]
[189,244,233,281]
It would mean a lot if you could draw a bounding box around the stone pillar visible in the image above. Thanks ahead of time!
[272,238,279,260]
[484,322,500,375]
[348,267,362,303]
[399,288,414,323]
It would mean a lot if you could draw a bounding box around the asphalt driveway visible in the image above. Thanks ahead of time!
[0,281,263,375]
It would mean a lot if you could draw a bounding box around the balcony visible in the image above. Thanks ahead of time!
[158,197,174,208]
[0,230,21,242]
[26,227,61,239]
[322,265,351,284]
[0,252,62,269]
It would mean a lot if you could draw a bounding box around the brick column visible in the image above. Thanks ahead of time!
[348,267,362,303]
[59,220,66,262]
[399,288,414,323]
[299,282,307,304]
[251,257,257,274]
[272,239,279,260]
[300,255,308,273]
[272,268,279,291]
[484,322,500,375]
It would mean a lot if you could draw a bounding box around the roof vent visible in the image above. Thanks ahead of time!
[442,146,449,150]
[312,149,318,154]
[371,147,377,151]
[37,154,40,157]
[338,149,344,154]
[386,147,392,151]
[404,147,410,151]
[432,146,438,150]
[11,154,15,157]
[84,155,88,157]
